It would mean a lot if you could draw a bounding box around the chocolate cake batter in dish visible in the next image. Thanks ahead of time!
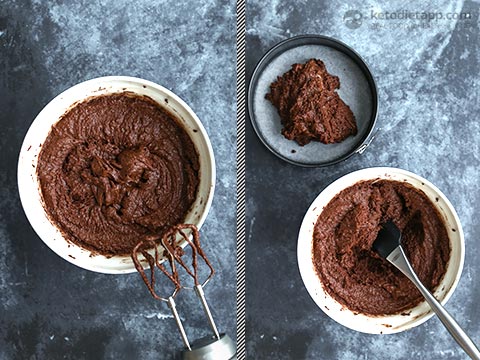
[37,93,200,257]
[266,59,357,146]
[313,179,450,316]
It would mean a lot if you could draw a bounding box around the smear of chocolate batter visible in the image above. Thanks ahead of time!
[37,93,199,256]
[313,180,450,315]
[266,59,357,146]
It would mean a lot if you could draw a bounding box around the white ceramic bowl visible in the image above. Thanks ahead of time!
[298,167,464,334]
[18,76,216,274]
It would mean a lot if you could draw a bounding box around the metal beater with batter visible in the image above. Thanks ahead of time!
[132,224,236,360]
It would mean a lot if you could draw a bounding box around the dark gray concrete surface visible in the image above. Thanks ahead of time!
[246,0,479,359]
[0,1,236,359]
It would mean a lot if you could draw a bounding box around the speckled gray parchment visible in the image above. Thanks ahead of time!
[0,1,236,359]
[246,0,479,359]
[252,44,373,165]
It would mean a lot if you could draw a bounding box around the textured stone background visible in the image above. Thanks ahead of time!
[0,0,236,359]
[246,0,479,359]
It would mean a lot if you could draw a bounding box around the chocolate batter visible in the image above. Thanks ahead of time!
[266,59,357,146]
[313,180,450,315]
[37,93,200,256]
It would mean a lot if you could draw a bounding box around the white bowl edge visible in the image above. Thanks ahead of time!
[297,167,465,334]
[17,76,216,274]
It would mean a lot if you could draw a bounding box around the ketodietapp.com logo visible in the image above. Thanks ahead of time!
[344,10,363,29]
[343,9,474,30]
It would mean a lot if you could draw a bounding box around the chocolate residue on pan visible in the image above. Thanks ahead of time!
[313,179,450,316]
[266,59,357,146]
[37,93,200,256]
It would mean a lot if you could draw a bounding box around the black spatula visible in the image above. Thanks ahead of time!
[373,221,480,360]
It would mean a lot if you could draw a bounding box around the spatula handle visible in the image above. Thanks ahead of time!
[388,247,480,360]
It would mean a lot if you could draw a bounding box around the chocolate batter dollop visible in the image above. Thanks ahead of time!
[313,180,450,315]
[37,93,200,256]
[266,59,357,146]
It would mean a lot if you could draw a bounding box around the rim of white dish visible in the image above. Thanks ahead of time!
[17,76,216,274]
[297,167,465,334]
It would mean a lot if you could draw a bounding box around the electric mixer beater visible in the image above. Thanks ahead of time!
[132,224,236,360]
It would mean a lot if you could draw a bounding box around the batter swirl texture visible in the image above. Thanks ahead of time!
[37,93,199,256]
[313,180,450,315]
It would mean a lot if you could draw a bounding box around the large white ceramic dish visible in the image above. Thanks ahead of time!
[18,76,216,274]
[298,167,464,334]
